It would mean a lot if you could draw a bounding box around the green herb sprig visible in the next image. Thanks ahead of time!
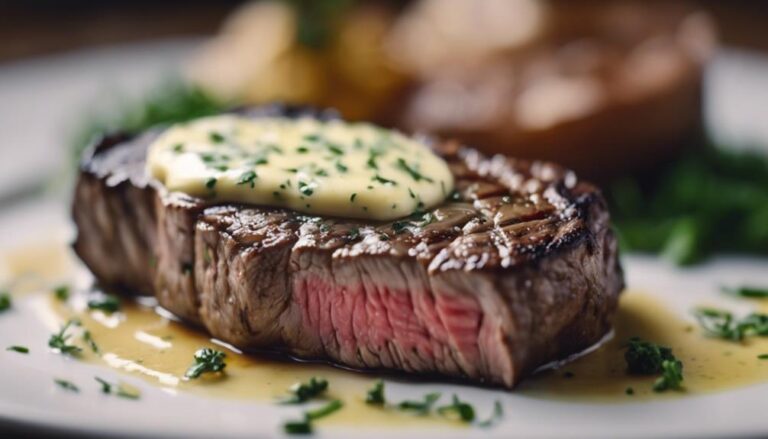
[624,337,684,392]
[185,348,227,379]
[48,319,82,356]
[281,377,328,404]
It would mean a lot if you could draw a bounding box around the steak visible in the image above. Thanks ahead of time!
[72,106,623,387]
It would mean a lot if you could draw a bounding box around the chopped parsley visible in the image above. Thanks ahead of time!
[397,392,441,415]
[281,377,328,404]
[722,285,768,299]
[693,308,768,341]
[185,348,227,379]
[48,319,82,356]
[83,330,99,353]
[172,143,184,153]
[298,181,314,197]
[54,379,79,392]
[0,292,10,312]
[205,177,217,190]
[396,158,434,183]
[349,193,357,202]
[366,150,380,170]
[625,387,635,396]
[326,143,344,156]
[335,161,348,173]
[296,146,309,154]
[758,354,768,360]
[392,221,408,234]
[87,294,121,313]
[283,400,343,435]
[624,337,683,392]
[53,285,70,301]
[208,132,225,143]
[437,395,475,422]
[365,380,385,405]
[95,377,141,399]
[371,174,397,186]
[477,401,503,427]
[6,345,29,354]
[237,170,258,188]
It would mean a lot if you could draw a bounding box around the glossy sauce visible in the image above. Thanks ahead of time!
[4,242,768,419]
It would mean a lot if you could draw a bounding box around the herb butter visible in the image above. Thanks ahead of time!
[147,115,454,220]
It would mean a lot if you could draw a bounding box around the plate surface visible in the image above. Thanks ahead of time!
[0,43,767,439]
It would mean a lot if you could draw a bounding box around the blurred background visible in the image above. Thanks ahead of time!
[0,0,767,264]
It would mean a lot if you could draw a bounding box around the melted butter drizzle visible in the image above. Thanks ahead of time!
[519,292,768,400]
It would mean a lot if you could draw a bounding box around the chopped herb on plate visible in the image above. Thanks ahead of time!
[185,348,227,379]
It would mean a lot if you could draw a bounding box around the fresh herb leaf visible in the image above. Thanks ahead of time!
[397,392,441,415]
[436,395,475,422]
[82,330,99,353]
[477,400,503,427]
[305,399,343,420]
[209,132,225,143]
[283,419,312,435]
[0,292,11,312]
[7,345,28,354]
[653,359,684,392]
[237,170,258,188]
[298,181,315,197]
[282,400,343,435]
[87,294,121,313]
[53,285,70,301]
[347,228,360,241]
[205,177,217,190]
[95,377,112,393]
[371,174,397,186]
[396,158,434,183]
[282,377,328,404]
[54,379,79,392]
[365,380,385,405]
[349,193,357,202]
[758,354,768,360]
[48,319,82,356]
[326,143,344,156]
[185,348,227,379]
[296,146,310,154]
[692,308,768,341]
[624,337,683,392]
[335,161,348,173]
[722,285,768,299]
[624,337,676,375]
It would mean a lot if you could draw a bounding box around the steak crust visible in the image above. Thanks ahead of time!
[72,106,623,387]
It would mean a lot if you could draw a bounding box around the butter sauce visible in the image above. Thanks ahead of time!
[4,242,768,424]
[147,115,454,221]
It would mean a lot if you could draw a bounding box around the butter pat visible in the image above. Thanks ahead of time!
[147,115,454,220]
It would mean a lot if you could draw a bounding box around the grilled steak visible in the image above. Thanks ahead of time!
[72,106,623,387]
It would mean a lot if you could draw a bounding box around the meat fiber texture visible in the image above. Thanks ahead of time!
[72,106,623,388]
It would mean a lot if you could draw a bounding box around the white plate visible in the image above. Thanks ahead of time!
[0,43,767,439]
[0,197,767,439]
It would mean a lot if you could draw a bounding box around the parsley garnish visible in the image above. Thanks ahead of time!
[296,146,309,154]
[371,174,397,186]
[0,292,10,312]
[237,170,258,188]
[722,285,768,299]
[87,294,120,313]
[335,161,348,173]
[83,330,99,353]
[54,379,79,392]
[53,285,70,301]
[283,400,343,435]
[366,150,380,170]
[95,376,141,399]
[209,132,225,143]
[392,221,408,234]
[326,143,344,155]
[350,193,357,202]
[205,177,217,190]
[398,392,441,415]
[7,345,28,354]
[298,181,314,197]
[172,143,184,153]
[477,401,503,427]
[693,308,768,341]
[396,158,434,183]
[185,348,227,379]
[758,354,768,360]
[48,319,82,356]
[437,395,475,422]
[347,228,360,241]
[624,337,683,392]
[365,380,385,405]
[281,377,328,404]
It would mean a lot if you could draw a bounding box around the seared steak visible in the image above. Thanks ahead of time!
[72,106,623,387]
